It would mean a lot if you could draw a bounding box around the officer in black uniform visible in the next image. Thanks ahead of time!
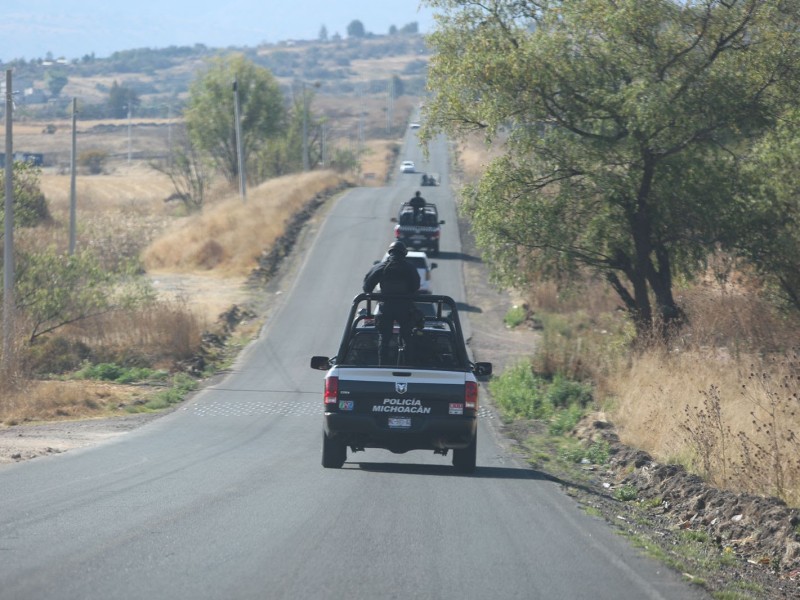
[363,241,421,365]
[408,190,426,223]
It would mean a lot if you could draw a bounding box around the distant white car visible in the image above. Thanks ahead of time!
[376,250,437,294]
[409,122,421,129]
[400,160,416,173]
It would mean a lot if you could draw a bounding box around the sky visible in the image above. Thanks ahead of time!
[1,0,439,62]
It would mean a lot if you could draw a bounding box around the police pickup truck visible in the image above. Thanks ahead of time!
[391,202,445,256]
[310,293,492,473]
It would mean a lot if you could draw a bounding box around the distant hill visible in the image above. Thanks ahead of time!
[5,32,431,121]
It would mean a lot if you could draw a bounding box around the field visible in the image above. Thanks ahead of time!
[1,65,417,417]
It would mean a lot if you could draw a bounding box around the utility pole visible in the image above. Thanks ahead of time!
[302,82,309,171]
[319,123,328,169]
[358,85,365,154]
[167,102,173,168]
[3,69,16,376]
[387,78,394,135]
[233,79,246,202]
[69,97,77,255]
[127,104,132,166]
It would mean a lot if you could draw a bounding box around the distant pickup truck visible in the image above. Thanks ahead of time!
[391,202,445,256]
[310,293,492,473]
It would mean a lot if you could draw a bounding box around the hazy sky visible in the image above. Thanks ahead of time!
[1,0,439,62]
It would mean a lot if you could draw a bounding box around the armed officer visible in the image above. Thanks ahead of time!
[363,241,421,365]
[408,190,426,223]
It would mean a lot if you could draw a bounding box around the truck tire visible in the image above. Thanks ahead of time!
[432,242,440,256]
[322,431,347,468]
[452,435,476,473]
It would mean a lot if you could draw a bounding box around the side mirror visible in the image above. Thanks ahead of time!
[430,262,438,270]
[310,356,332,370]
[390,217,398,223]
[439,220,446,225]
[474,362,493,378]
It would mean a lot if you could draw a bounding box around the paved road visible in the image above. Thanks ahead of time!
[0,128,709,599]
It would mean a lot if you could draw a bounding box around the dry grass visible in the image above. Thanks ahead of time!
[1,380,151,425]
[71,300,205,366]
[360,139,401,184]
[141,169,350,276]
[609,348,800,505]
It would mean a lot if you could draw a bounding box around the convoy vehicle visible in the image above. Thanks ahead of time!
[420,173,439,186]
[400,160,416,173]
[391,202,445,256]
[310,293,492,473]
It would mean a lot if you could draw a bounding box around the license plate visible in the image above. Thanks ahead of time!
[388,417,411,428]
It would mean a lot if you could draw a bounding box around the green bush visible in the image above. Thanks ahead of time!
[548,403,584,435]
[72,362,167,383]
[545,374,593,410]
[503,305,527,328]
[142,373,197,410]
[0,161,50,228]
[614,484,638,501]
[489,361,551,420]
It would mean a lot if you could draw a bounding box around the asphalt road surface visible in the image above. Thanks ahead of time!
[0,128,710,600]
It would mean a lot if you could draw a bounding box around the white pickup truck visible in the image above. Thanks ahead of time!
[310,294,492,473]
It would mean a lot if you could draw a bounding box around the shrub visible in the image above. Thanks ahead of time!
[78,150,108,175]
[489,361,551,420]
[21,336,91,375]
[503,305,527,328]
[545,374,593,410]
[0,161,50,228]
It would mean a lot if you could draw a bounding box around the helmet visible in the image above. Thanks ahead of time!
[387,241,407,257]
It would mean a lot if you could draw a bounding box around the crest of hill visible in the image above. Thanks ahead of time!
[11,33,430,114]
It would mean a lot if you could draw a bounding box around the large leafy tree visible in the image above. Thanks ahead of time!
[735,107,800,312]
[421,0,800,338]
[184,54,286,185]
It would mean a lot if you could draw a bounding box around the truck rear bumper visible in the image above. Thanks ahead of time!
[324,413,476,453]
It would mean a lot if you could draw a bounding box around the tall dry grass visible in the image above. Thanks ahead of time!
[502,251,800,505]
[141,170,350,276]
[592,281,800,505]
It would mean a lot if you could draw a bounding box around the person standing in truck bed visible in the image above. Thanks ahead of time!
[408,190,426,223]
[362,241,421,365]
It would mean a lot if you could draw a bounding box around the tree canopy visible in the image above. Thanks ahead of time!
[421,0,800,338]
[184,54,286,185]
[347,20,366,38]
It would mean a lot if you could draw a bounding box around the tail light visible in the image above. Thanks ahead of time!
[394,225,401,239]
[465,381,478,410]
[324,376,339,405]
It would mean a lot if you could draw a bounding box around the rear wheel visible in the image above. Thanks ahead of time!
[431,242,440,256]
[322,431,347,468]
[452,435,477,473]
